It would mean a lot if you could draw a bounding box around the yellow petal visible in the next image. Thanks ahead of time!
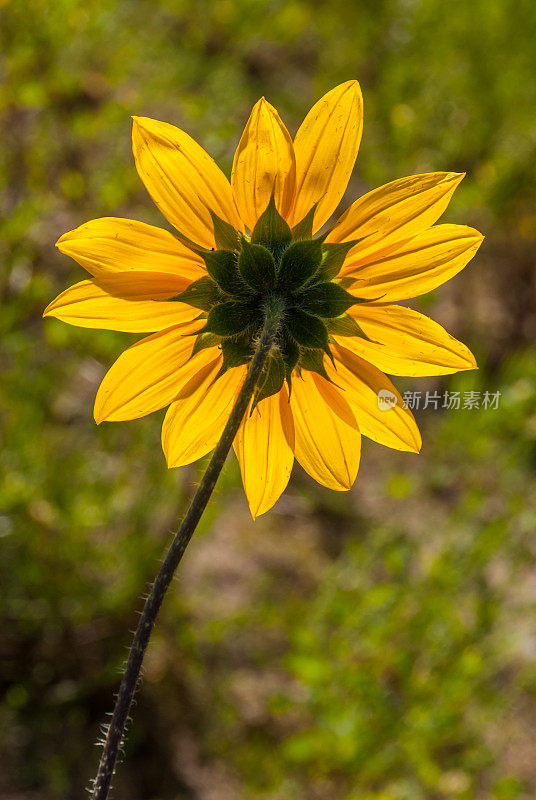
[56,217,205,288]
[132,116,243,248]
[343,224,483,301]
[336,303,477,376]
[327,172,465,263]
[328,345,422,453]
[231,98,296,230]
[162,362,246,468]
[289,81,363,232]
[290,371,361,491]
[94,330,218,423]
[233,389,294,519]
[44,280,202,333]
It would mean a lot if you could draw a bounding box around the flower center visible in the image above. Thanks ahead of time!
[173,196,368,407]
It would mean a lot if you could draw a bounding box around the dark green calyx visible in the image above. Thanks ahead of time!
[204,299,259,337]
[210,210,241,251]
[280,334,300,382]
[178,208,372,402]
[285,307,330,353]
[297,281,360,318]
[173,276,223,311]
[252,350,286,409]
[238,239,276,292]
[291,204,317,241]
[277,239,323,291]
[325,313,374,341]
[202,250,251,297]
[298,347,331,381]
[317,240,359,281]
[220,336,254,369]
[251,194,292,262]
[192,331,221,355]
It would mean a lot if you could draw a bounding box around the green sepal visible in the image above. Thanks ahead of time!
[280,334,299,377]
[172,276,222,311]
[325,313,374,341]
[252,350,286,409]
[297,281,360,318]
[238,239,276,292]
[251,193,292,258]
[291,204,317,241]
[335,276,359,290]
[285,307,330,352]
[277,239,323,292]
[210,210,241,251]
[220,337,254,370]
[298,347,331,382]
[317,240,359,281]
[201,250,250,297]
[334,276,383,305]
[203,299,259,337]
[192,331,221,355]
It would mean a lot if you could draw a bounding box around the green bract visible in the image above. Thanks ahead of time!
[173,198,370,404]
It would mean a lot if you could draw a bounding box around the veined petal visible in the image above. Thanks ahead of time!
[44,280,202,333]
[336,303,477,376]
[56,217,206,286]
[132,116,243,248]
[326,172,465,262]
[231,98,296,230]
[163,361,246,468]
[94,330,218,423]
[234,389,294,519]
[343,224,483,301]
[290,81,363,232]
[328,345,421,453]
[290,371,361,491]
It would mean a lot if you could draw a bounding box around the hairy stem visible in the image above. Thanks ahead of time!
[90,297,284,800]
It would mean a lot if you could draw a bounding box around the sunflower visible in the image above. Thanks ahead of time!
[45,81,483,518]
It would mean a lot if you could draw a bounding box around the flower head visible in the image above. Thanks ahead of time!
[45,81,483,517]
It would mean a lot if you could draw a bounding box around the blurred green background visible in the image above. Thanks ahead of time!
[1,0,536,798]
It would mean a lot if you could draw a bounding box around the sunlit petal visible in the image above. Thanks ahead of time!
[336,303,477,376]
[234,389,294,518]
[328,345,422,453]
[343,224,483,300]
[44,280,202,333]
[327,172,465,264]
[56,217,206,287]
[291,370,361,490]
[132,116,242,247]
[290,81,363,232]
[163,362,246,468]
[232,98,296,230]
[94,330,219,423]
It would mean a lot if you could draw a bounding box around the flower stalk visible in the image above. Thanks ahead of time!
[90,296,284,800]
